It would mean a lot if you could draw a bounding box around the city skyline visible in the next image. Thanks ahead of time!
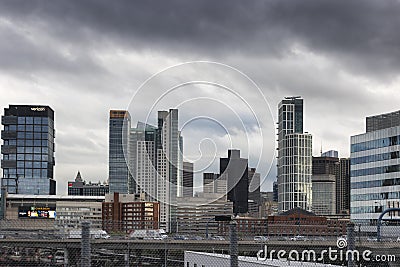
[1,1,400,194]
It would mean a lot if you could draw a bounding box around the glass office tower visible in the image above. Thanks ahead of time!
[109,110,132,194]
[277,97,313,213]
[1,105,56,195]
[351,110,400,223]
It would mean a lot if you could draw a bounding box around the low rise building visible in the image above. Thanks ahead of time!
[55,201,103,231]
[2,194,104,231]
[218,208,348,237]
[102,192,160,234]
[176,193,233,237]
[67,171,109,196]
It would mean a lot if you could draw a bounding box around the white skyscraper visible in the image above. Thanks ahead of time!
[277,97,312,213]
[130,122,158,200]
[156,109,182,233]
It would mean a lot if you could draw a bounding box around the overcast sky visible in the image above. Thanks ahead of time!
[1,0,400,195]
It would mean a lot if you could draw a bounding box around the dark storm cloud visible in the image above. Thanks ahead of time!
[1,0,400,79]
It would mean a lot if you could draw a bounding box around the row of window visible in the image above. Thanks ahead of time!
[4,146,51,155]
[351,191,400,201]
[4,125,52,133]
[16,161,48,168]
[7,139,50,147]
[3,134,53,144]
[350,206,395,214]
[3,169,49,178]
[16,116,52,125]
[351,135,400,153]
[351,164,400,177]
[351,151,400,165]
[351,177,400,189]
[3,154,50,161]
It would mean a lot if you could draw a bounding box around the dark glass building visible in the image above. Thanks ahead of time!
[68,171,109,196]
[337,158,350,214]
[182,161,193,197]
[1,105,55,195]
[220,149,248,215]
[109,110,132,194]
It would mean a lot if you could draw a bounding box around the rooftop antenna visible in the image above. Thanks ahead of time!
[320,141,323,156]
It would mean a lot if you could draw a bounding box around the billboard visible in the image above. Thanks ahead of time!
[18,206,56,219]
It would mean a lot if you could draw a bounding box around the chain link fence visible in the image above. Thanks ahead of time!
[0,220,399,266]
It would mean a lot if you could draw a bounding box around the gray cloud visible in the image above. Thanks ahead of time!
[1,0,400,79]
[1,0,400,193]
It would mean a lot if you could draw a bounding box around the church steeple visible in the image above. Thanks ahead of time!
[75,171,83,182]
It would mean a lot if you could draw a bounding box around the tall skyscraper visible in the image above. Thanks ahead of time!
[156,109,182,232]
[220,149,248,215]
[109,110,132,194]
[130,122,158,200]
[277,97,312,213]
[336,158,350,214]
[1,105,56,195]
[312,156,338,215]
[351,110,400,223]
[182,161,193,197]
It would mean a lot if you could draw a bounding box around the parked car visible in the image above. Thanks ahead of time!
[397,237,400,242]
[290,235,309,241]
[254,236,269,242]
[313,236,327,241]
[211,236,225,241]
[189,236,203,240]
[173,235,189,240]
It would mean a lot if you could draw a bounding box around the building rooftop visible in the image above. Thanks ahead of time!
[5,194,105,201]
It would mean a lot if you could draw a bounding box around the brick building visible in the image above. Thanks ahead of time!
[218,207,348,237]
[102,192,159,234]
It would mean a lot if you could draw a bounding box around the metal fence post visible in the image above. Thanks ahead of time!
[347,222,355,267]
[230,220,238,267]
[81,221,91,267]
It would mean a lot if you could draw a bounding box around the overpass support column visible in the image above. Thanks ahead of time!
[347,223,355,267]
[81,221,91,267]
[230,220,238,267]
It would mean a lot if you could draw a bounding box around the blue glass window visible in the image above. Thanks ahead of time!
[18,117,25,124]
[33,162,41,168]
[34,117,42,124]
[25,117,33,124]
